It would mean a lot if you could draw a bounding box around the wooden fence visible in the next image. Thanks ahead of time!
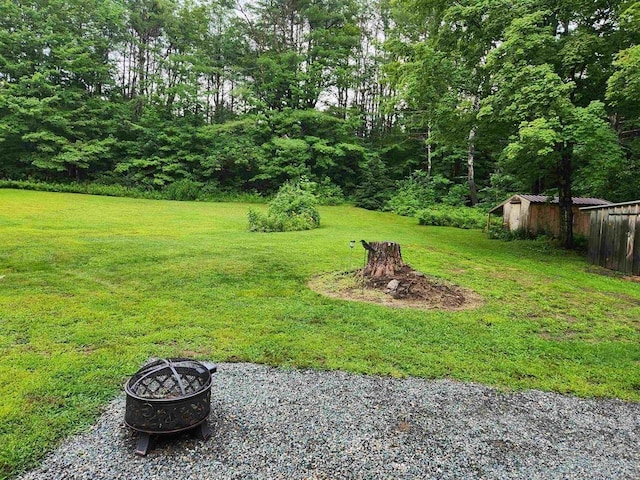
[586,202,640,275]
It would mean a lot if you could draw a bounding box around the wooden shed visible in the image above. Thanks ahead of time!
[580,201,640,275]
[488,194,611,237]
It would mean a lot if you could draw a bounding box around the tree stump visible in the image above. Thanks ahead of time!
[361,241,405,278]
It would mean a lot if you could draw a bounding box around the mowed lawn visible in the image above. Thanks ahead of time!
[1,189,639,477]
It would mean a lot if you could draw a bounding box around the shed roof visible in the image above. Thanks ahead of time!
[489,195,611,214]
[518,195,611,205]
[579,200,640,211]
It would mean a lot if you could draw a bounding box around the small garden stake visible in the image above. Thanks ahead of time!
[349,240,355,271]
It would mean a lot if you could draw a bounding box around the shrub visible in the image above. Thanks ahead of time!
[248,179,321,232]
[163,179,203,201]
[312,177,345,206]
[487,226,583,250]
[386,173,462,216]
[197,181,223,201]
[442,183,469,206]
[0,179,163,199]
[0,179,269,203]
[386,171,435,216]
[416,205,488,230]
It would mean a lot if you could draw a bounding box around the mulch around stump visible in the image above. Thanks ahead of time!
[309,265,482,311]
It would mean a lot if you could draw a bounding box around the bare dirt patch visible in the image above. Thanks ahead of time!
[309,265,482,311]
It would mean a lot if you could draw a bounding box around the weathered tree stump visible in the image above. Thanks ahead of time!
[361,241,405,278]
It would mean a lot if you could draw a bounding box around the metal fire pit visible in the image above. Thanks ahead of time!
[124,358,217,455]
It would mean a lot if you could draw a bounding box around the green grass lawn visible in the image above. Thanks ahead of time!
[1,189,639,478]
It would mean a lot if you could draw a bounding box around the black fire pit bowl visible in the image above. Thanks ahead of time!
[124,358,217,455]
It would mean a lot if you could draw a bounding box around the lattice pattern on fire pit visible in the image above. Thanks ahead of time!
[127,358,211,400]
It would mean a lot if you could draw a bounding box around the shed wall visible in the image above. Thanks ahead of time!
[501,199,530,231]
[525,204,591,237]
[495,195,606,238]
[587,203,640,275]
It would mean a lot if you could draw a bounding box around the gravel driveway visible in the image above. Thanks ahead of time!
[18,363,640,480]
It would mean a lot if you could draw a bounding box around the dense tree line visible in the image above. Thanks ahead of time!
[1,0,639,243]
[390,0,640,246]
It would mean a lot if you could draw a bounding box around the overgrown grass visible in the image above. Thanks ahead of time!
[1,189,639,478]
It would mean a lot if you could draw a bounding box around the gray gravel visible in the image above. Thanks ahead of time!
[18,363,640,479]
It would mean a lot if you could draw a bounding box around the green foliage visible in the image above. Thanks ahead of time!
[443,183,470,207]
[607,42,640,121]
[309,177,345,206]
[605,44,640,200]
[251,110,370,194]
[163,179,203,201]
[479,172,525,207]
[0,179,266,203]
[487,226,541,241]
[257,136,314,188]
[0,0,124,181]
[241,0,362,111]
[197,117,270,189]
[248,179,321,232]
[193,110,370,196]
[487,226,587,251]
[268,179,320,225]
[572,234,589,253]
[353,155,392,210]
[386,171,437,215]
[392,0,638,239]
[475,4,629,246]
[386,171,473,217]
[416,205,488,230]
[0,0,639,225]
[0,179,163,199]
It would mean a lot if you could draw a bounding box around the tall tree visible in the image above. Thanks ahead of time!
[238,0,362,112]
[602,1,640,201]
[481,7,626,247]
[0,0,124,180]
[390,0,525,205]
[123,0,174,117]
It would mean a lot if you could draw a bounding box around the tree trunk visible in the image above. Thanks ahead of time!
[557,145,574,249]
[361,241,405,278]
[467,125,478,205]
[426,124,432,177]
[467,95,480,206]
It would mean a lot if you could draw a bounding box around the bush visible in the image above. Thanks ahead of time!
[386,173,465,216]
[248,179,321,232]
[0,179,268,203]
[163,179,203,201]
[312,177,345,206]
[442,183,469,206]
[416,205,488,230]
[386,171,435,216]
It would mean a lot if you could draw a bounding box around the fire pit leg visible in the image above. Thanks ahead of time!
[195,421,212,441]
[135,433,152,456]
